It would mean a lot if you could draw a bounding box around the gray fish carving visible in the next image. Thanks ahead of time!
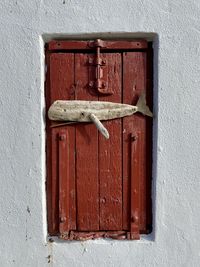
[48,93,153,139]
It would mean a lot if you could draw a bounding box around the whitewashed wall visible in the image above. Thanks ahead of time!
[0,1,200,266]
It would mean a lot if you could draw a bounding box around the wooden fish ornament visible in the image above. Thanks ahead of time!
[48,93,153,139]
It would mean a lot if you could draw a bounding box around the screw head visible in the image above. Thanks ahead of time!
[102,82,106,88]
[59,134,66,141]
[130,135,137,142]
[89,81,93,87]
[60,217,66,223]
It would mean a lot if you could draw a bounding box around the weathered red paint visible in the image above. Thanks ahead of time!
[75,53,99,231]
[45,40,153,240]
[99,53,122,230]
[58,131,70,234]
[47,40,148,51]
[61,231,128,241]
[46,53,76,234]
[122,51,150,233]
[129,132,141,240]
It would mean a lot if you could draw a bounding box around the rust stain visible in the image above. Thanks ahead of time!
[47,241,53,266]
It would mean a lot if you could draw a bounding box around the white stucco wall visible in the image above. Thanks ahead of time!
[0,0,200,266]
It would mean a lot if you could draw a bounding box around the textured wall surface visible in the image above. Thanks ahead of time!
[0,0,200,266]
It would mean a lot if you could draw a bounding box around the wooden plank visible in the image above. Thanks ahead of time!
[129,132,141,240]
[49,53,75,107]
[66,126,76,231]
[48,40,148,51]
[145,46,153,232]
[45,51,55,234]
[65,231,127,241]
[47,53,76,234]
[58,131,70,235]
[50,128,59,233]
[122,52,147,231]
[99,53,122,230]
[75,54,99,231]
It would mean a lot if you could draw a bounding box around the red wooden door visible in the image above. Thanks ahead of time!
[46,40,152,240]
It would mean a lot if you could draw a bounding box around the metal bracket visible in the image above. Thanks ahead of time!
[88,39,106,49]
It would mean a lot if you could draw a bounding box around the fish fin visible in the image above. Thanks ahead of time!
[89,113,109,139]
[136,93,153,117]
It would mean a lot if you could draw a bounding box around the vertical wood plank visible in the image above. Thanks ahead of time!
[45,51,54,234]
[99,53,122,230]
[145,45,153,232]
[123,52,148,231]
[75,54,99,231]
[47,53,76,234]
[58,130,70,235]
[49,53,75,103]
[66,126,76,230]
[129,132,141,240]
[50,128,59,233]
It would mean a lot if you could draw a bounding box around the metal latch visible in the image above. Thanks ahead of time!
[88,39,113,95]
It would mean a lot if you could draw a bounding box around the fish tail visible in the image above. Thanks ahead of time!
[136,93,153,117]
